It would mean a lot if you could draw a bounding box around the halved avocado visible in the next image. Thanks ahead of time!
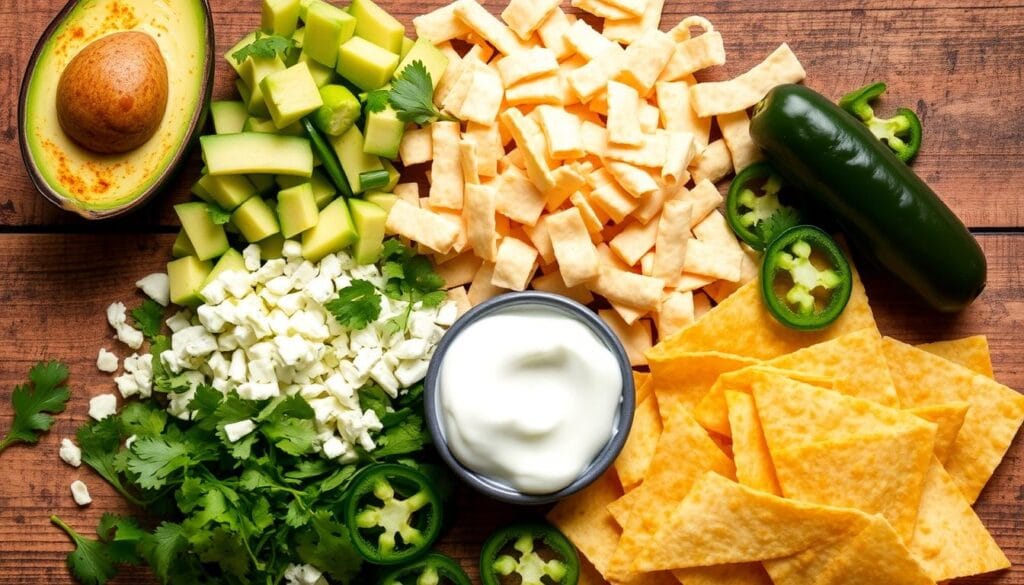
[19,0,215,219]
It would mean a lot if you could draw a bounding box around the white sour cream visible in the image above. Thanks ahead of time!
[438,305,623,494]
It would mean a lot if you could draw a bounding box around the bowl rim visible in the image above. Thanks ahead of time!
[17,0,216,220]
[424,291,636,506]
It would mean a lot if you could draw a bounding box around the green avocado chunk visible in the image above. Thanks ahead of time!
[363,105,405,159]
[302,197,357,262]
[262,0,301,37]
[303,1,356,68]
[172,230,197,258]
[349,198,388,264]
[337,36,400,91]
[350,0,404,54]
[277,183,320,238]
[168,256,213,308]
[364,191,398,213]
[201,248,247,295]
[394,38,449,90]
[197,174,257,211]
[260,62,325,129]
[232,197,281,243]
[312,84,361,136]
[175,202,230,261]
[210,101,249,134]
[330,125,385,194]
[201,133,313,176]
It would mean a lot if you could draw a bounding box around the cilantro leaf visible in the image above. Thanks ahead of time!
[150,336,192,394]
[358,384,391,421]
[389,60,455,125]
[96,513,145,565]
[130,300,164,341]
[0,361,70,455]
[52,515,118,585]
[118,401,167,439]
[206,203,232,226]
[76,417,145,506]
[324,279,382,330]
[139,522,190,583]
[124,437,192,490]
[261,417,318,456]
[372,414,429,459]
[756,206,802,247]
[230,32,296,65]
[364,89,390,114]
[296,512,363,584]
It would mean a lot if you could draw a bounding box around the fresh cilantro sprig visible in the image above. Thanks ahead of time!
[206,203,233,226]
[369,61,456,125]
[130,300,164,342]
[231,32,296,64]
[51,514,142,585]
[757,207,802,246]
[324,279,383,330]
[0,361,70,456]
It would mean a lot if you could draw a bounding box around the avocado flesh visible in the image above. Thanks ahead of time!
[168,256,213,308]
[175,201,230,261]
[350,0,404,54]
[337,36,400,91]
[22,0,211,214]
[278,183,320,238]
[210,101,249,134]
[330,125,384,194]
[363,105,405,159]
[303,1,356,68]
[201,248,247,296]
[261,62,324,129]
[395,38,449,92]
[232,197,281,243]
[349,199,388,264]
[262,0,301,37]
[302,198,357,262]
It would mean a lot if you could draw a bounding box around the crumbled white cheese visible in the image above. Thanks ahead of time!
[125,434,137,449]
[136,272,170,306]
[70,480,92,506]
[224,419,257,443]
[242,244,261,272]
[88,394,118,420]
[106,301,144,350]
[59,438,81,467]
[283,563,327,585]
[96,348,118,373]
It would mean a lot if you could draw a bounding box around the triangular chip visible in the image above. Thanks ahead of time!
[614,391,662,491]
[917,335,994,378]
[647,350,760,421]
[645,269,876,361]
[607,485,642,529]
[751,373,936,452]
[908,457,1010,581]
[633,370,652,402]
[607,407,735,580]
[635,472,869,570]
[769,429,934,543]
[725,390,781,495]
[674,562,773,585]
[767,328,900,407]
[546,469,623,576]
[695,366,834,436]
[883,337,1024,502]
[908,402,970,464]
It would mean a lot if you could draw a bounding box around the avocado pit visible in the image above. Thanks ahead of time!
[56,31,169,154]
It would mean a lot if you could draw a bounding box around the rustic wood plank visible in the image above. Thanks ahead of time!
[0,232,1020,583]
[0,2,1021,227]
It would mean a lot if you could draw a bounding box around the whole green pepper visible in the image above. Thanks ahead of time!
[839,82,922,162]
[750,84,986,313]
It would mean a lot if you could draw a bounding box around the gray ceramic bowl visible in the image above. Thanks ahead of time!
[424,291,635,505]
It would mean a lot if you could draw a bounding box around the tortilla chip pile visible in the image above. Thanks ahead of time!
[387,0,808,364]
[549,270,1024,585]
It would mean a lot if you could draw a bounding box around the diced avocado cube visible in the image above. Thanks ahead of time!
[260,62,324,129]
[394,38,449,93]
[400,36,414,59]
[210,101,249,134]
[277,183,320,238]
[262,0,301,37]
[259,233,287,259]
[298,50,336,87]
[202,133,313,177]
[330,125,384,193]
[381,158,400,191]
[201,248,247,295]
[312,84,360,136]
[240,55,287,116]
[235,79,254,112]
[172,229,197,258]
[350,0,404,54]
[249,174,278,196]
[225,30,259,74]
[302,197,357,262]
[198,174,257,210]
[293,26,306,47]
[337,36,400,91]
[191,177,214,203]
[168,256,213,308]
[298,0,314,20]
[349,199,388,264]
[175,202,230,261]
[363,105,405,159]
[277,169,336,208]
[232,197,281,243]
[303,1,356,68]
[244,117,305,136]
[364,191,398,212]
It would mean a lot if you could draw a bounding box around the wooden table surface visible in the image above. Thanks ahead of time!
[1,0,1022,583]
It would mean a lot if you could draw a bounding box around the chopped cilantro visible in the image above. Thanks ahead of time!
[130,300,164,341]
[230,32,296,64]
[206,203,233,226]
[324,279,382,330]
[0,361,70,456]
[388,61,456,125]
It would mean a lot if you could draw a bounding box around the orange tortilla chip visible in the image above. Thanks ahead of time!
[725,390,781,495]
[917,335,994,379]
[907,458,1010,581]
[546,469,623,576]
[674,563,774,585]
[648,351,760,425]
[908,402,969,464]
[882,337,1024,502]
[632,371,652,403]
[635,472,870,571]
[607,407,735,581]
[614,390,663,491]
[607,482,643,528]
[647,270,876,362]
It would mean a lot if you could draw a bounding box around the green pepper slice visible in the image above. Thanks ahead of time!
[379,552,471,585]
[838,82,923,163]
[480,522,579,585]
[726,162,802,250]
[301,118,355,198]
[760,226,853,331]
[345,463,443,565]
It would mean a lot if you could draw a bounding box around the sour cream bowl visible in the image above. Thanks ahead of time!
[424,292,635,505]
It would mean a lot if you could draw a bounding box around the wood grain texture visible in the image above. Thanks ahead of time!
[0,232,1021,584]
[0,1,1021,227]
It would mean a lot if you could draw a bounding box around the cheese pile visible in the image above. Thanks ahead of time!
[383,0,807,365]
